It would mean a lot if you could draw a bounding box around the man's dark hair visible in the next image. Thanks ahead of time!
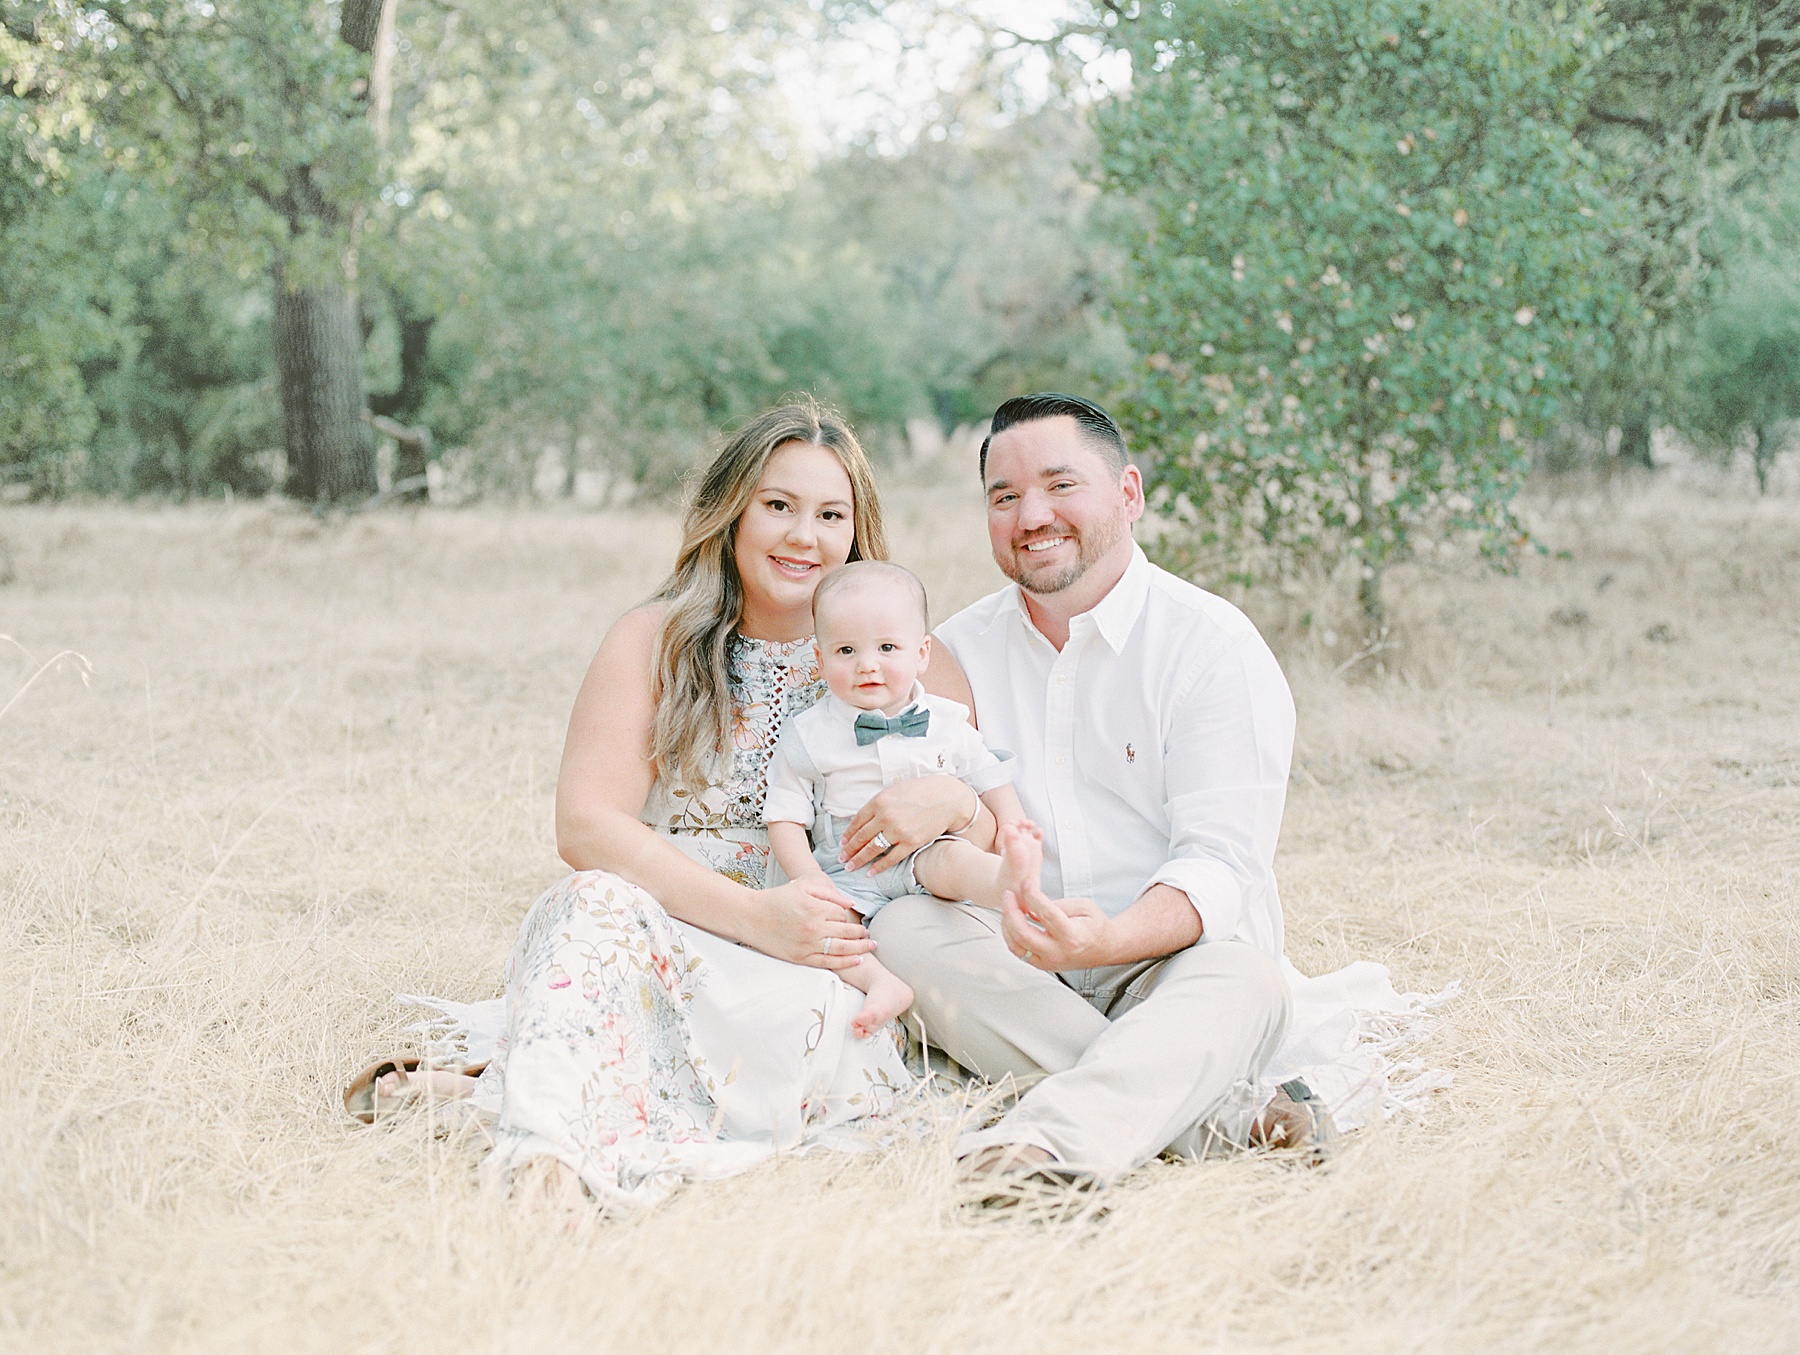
[979,393,1129,482]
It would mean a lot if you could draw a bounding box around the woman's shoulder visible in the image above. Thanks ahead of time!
[579,605,668,693]
[602,603,668,652]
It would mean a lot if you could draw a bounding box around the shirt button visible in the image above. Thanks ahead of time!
[1055,756,1066,765]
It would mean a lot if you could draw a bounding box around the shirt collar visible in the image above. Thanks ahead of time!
[1010,542,1151,656]
[825,680,926,724]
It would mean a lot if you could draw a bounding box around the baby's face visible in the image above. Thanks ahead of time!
[816,583,930,713]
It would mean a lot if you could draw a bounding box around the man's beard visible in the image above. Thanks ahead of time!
[1004,511,1128,596]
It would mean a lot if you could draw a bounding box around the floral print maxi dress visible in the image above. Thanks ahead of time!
[471,635,911,1208]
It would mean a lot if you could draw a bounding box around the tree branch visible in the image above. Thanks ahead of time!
[1739,95,1798,120]
[1586,107,1663,134]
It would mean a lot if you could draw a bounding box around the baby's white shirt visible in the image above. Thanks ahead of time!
[763,682,1012,825]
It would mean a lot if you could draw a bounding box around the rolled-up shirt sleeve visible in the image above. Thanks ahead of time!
[761,732,816,826]
[950,723,1015,795]
[1147,631,1295,947]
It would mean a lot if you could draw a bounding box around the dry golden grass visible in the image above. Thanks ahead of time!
[1,479,1795,1353]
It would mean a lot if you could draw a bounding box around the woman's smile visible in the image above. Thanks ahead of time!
[770,554,820,578]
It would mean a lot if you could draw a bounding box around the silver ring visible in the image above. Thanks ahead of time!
[823,936,834,956]
[1022,949,1034,963]
[872,832,893,852]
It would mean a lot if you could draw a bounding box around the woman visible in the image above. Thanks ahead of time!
[354,400,986,1211]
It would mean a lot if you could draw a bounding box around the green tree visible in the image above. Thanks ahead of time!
[1098,0,1626,619]
[60,0,397,501]
[6,0,827,501]
[1570,0,1800,468]
[1685,262,1800,493]
[4,1,1126,499]
[812,104,1130,435]
[0,12,121,491]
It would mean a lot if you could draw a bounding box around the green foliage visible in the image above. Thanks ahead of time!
[1562,0,1800,467]
[0,187,113,492]
[808,111,1131,433]
[1684,263,1800,493]
[424,103,1124,491]
[1,26,118,492]
[1098,0,1628,615]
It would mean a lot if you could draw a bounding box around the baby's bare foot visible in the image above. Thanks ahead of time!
[851,965,913,1038]
[998,820,1045,905]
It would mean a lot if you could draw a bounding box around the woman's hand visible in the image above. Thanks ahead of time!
[839,775,976,873]
[750,876,876,971]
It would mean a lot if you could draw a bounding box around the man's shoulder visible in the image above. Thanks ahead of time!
[1139,559,1263,653]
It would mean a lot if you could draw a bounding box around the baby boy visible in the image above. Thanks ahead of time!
[765,560,1041,1037]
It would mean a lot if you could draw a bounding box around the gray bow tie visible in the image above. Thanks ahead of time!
[853,707,930,746]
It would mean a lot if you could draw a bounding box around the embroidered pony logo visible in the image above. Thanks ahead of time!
[1125,743,1136,763]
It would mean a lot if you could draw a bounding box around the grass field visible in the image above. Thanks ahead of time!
[2,478,1795,1353]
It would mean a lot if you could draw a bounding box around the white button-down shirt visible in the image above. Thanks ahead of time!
[934,544,1295,957]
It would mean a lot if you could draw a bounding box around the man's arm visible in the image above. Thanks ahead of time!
[998,627,1294,970]
[1145,629,1295,947]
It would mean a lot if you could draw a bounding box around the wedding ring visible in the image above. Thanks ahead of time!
[1022,949,1035,963]
[823,936,834,956]
[872,832,893,853]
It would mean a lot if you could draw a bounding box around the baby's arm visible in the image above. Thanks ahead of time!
[975,783,1025,836]
[764,732,827,883]
[769,820,826,884]
[912,783,1034,910]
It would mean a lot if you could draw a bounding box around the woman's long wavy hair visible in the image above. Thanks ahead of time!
[648,399,887,791]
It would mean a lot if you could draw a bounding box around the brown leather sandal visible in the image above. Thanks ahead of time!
[342,1056,488,1124]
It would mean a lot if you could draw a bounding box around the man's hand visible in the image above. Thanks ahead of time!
[999,884,1115,971]
[1000,880,1204,972]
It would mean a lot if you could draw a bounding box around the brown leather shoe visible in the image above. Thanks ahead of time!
[1250,1078,1338,1163]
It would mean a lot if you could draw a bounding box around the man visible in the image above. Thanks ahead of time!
[872,392,1318,1183]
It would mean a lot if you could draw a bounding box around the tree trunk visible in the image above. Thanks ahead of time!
[341,0,397,148]
[274,272,375,503]
[1617,411,1653,471]
[1752,425,1770,495]
[366,412,430,499]
[561,422,582,498]
[339,0,385,53]
[1358,567,1385,626]
[369,297,433,422]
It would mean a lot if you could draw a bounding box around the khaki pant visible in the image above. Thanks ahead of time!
[871,895,1292,1180]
